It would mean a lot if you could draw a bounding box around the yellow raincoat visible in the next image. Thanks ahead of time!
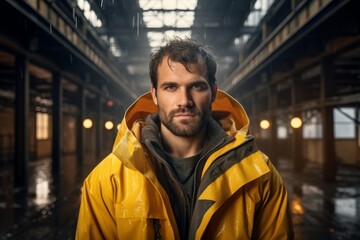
[75,90,294,239]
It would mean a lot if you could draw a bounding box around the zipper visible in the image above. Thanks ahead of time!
[189,136,230,214]
[144,139,190,239]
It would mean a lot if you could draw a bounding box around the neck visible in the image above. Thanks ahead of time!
[160,127,206,158]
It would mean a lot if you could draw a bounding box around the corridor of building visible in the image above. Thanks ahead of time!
[0,0,359,239]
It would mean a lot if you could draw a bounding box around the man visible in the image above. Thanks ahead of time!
[76,38,294,239]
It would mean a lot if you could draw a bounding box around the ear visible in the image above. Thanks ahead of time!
[211,84,218,102]
[150,86,158,106]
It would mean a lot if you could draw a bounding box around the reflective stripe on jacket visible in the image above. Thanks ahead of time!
[75,90,294,239]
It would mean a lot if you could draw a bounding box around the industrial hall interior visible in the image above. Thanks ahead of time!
[0,0,359,239]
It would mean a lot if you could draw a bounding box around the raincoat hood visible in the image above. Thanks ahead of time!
[111,90,250,171]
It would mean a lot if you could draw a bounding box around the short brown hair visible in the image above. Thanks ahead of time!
[149,37,217,89]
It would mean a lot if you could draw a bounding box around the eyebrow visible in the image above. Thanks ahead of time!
[158,81,178,88]
[159,79,209,87]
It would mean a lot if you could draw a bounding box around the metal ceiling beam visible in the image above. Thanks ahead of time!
[97,26,256,35]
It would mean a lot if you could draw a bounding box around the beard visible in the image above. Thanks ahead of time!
[158,105,211,137]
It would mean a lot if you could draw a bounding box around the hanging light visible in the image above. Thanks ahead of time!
[260,119,270,129]
[290,117,302,128]
[83,118,93,128]
[106,100,114,107]
[104,121,114,130]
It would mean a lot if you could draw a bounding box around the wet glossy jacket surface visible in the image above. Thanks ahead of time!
[75,91,294,239]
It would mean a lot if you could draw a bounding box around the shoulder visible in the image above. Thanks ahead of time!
[82,153,126,192]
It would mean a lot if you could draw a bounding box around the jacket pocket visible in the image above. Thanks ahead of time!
[115,202,166,219]
[115,203,167,239]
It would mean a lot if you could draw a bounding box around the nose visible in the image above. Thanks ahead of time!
[177,88,193,108]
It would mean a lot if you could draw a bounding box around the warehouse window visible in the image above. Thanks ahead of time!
[334,107,356,139]
[36,112,49,140]
[303,111,322,139]
[277,125,288,139]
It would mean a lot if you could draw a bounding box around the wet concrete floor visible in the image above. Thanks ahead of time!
[0,155,359,239]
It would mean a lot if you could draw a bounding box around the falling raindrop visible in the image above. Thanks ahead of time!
[137,12,140,36]
[101,0,104,8]
[75,16,78,28]
[132,16,135,28]
[70,54,73,63]
[49,24,52,34]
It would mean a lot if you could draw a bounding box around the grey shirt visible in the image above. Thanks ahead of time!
[165,152,202,201]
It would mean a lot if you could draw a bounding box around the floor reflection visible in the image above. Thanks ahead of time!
[279,161,360,240]
[0,155,97,240]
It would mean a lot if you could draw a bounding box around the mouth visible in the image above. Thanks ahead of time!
[174,113,195,118]
[170,107,198,120]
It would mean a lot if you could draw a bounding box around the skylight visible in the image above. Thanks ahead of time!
[77,0,102,28]
[235,0,274,47]
[244,0,274,27]
[138,0,198,51]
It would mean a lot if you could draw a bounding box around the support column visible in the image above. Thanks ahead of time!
[357,108,360,166]
[292,74,304,173]
[322,106,336,181]
[269,85,278,165]
[321,57,336,182]
[76,85,85,165]
[250,95,259,138]
[96,95,103,160]
[52,73,63,175]
[292,112,304,173]
[14,55,29,189]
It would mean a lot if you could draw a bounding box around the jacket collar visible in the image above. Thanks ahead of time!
[140,112,233,160]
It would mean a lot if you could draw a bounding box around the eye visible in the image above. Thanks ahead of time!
[191,83,208,91]
[163,84,177,91]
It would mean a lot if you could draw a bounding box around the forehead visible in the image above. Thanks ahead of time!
[159,55,204,75]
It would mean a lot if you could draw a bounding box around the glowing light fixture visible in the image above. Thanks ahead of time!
[83,118,93,129]
[106,100,114,107]
[291,196,304,215]
[260,120,270,129]
[105,121,114,130]
[290,117,302,128]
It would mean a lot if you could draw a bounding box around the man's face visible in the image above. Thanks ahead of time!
[151,57,217,138]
